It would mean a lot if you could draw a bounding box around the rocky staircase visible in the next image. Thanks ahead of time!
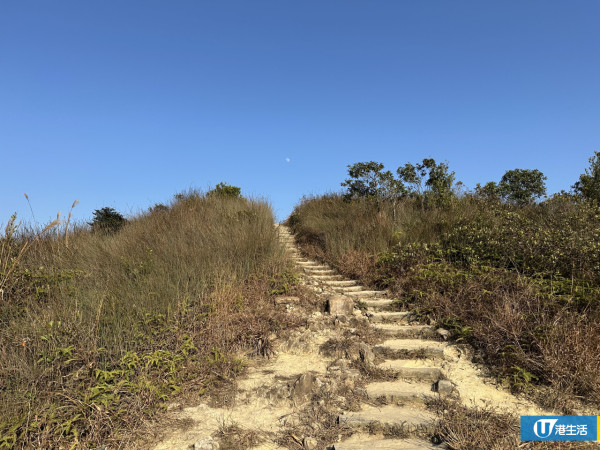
[277,225,449,450]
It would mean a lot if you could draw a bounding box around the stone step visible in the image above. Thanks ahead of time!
[337,405,436,434]
[372,324,436,339]
[331,438,442,449]
[302,265,331,270]
[367,311,412,323]
[331,285,365,293]
[365,380,435,404]
[374,339,446,359]
[296,261,323,266]
[321,280,357,287]
[346,290,387,298]
[311,274,345,281]
[377,360,443,381]
[361,299,394,310]
[305,268,336,274]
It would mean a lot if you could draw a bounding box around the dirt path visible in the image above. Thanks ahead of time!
[150,225,549,449]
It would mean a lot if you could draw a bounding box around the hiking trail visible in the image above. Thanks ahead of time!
[150,225,547,449]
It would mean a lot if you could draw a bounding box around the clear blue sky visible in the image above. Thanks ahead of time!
[1,1,598,224]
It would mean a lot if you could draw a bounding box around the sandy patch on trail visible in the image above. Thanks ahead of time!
[441,345,551,416]
[152,331,335,450]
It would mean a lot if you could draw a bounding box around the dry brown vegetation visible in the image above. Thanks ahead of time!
[0,191,298,448]
[288,193,600,441]
[431,398,598,449]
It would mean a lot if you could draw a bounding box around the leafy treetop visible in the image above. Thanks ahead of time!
[498,169,547,205]
[342,159,456,207]
[573,151,600,203]
[341,161,404,200]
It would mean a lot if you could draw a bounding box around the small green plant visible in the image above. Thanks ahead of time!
[437,317,473,342]
[507,366,538,392]
[269,271,299,295]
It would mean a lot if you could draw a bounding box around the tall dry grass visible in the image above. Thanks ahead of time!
[0,191,296,447]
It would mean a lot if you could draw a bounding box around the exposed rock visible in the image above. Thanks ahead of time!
[434,379,456,395]
[279,413,301,427]
[192,436,220,449]
[436,328,451,340]
[358,343,375,365]
[292,372,318,403]
[303,436,318,449]
[328,295,354,317]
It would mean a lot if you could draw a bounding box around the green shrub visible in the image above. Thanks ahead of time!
[89,207,127,234]
[207,182,242,198]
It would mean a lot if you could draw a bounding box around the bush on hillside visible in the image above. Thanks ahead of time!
[89,207,127,234]
[207,182,242,198]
